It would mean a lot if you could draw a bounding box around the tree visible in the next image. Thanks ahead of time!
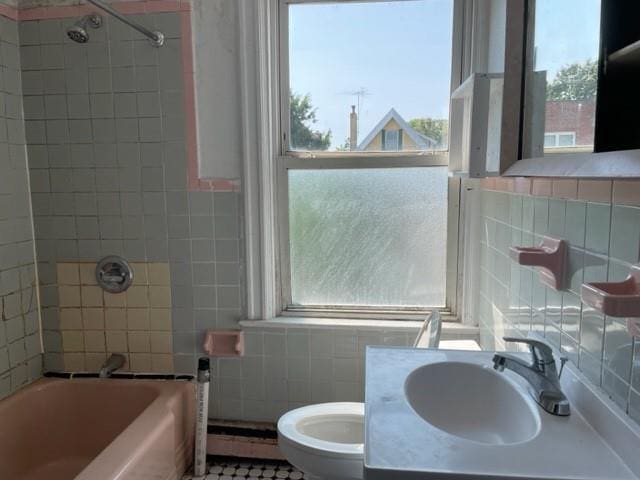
[546,60,597,101]
[335,138,351,151]
[408,118,448,149]
[290,92,331,150]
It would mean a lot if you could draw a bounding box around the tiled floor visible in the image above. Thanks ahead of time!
[182,457,306,480]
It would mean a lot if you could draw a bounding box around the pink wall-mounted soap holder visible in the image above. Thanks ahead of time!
[509,236,567,290]
[581,264,640,338]
[203,330,244,357]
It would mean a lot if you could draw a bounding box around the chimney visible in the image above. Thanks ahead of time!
[349,105,358,151]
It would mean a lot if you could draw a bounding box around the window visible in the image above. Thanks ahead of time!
[382,130,402,151]
[278,0,458,314]
[544,131,576,148]
[522,0,601,157]
[284,0,453,153]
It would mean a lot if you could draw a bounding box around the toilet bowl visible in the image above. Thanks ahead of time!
[277,311,442,480]
[277,402,364,480]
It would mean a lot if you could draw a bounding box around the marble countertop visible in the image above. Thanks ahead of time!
[364,347,638,480]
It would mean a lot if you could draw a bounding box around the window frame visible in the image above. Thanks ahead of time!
[274,0,465,319]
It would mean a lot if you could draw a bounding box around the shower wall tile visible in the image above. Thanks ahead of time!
[56,261,173,372]
[477,187,638,423]
[19,13,244,380]
[0,15,41,399]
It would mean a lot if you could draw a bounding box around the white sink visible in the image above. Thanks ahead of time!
[404,361,540,445]
[365,347,640,480]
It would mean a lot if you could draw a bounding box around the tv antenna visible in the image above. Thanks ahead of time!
[341,87,371,136]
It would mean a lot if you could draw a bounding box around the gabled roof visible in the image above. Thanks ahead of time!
[357,108,437,150]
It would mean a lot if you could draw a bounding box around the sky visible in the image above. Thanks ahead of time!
[534,0,601,77]
[289,0,454,150]
[288,0,602,151]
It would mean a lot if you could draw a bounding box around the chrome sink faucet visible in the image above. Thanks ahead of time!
[99,353,126,378]
[492,337,570,416]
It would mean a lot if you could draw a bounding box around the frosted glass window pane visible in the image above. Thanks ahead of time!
[288,168,448,307]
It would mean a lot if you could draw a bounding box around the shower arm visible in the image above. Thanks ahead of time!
[86,0,164,47]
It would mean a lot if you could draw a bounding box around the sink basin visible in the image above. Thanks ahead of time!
[404,361,541,445]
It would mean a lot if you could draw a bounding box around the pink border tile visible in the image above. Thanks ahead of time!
[531,178,552,197]
[552,179,578,199]
[178,11,239,193]
[0,4,18,21]
[482,178,497,191]
[17,0,191,20]
[578,180,612,203]
[514,177,532,195]
[495,177,514,193]
[613,180,640,206]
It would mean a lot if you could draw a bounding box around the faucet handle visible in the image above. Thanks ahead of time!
[503,337,555,366]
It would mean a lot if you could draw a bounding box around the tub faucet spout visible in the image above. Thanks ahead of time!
[99,353,126,378]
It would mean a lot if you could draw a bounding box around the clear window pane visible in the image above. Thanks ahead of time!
[558,133,575,147]
[288,1,454,152]
[544,134,556,147]
[523,0,601,156]
[288,168,448,307]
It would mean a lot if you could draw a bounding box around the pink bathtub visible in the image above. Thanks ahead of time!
[0,378,195,480]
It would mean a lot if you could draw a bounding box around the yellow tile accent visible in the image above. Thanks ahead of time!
[59,286,81,307]
[150,332,172,353]
[149,286,171,308]
[60,308,83,330]
[126,286,149,308]
[79,263,97,286]
[149,309,172,331]
[104,291,126,308]
[84,331,106,353]
[151,354,174,373]
[57,263,79,285]
[131,263,148,285]
[81,286,103,307]
[106,331,128,352]
[128,331,150,353]
[105,309,127,330]
[148,263,170,285]
[56,261,174,370]
[127,308,150,330]
[129,353,151,372]
[62,330,84,352]
[82,308,105,330]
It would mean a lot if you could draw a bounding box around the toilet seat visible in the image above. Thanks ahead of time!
[278,402,364,459]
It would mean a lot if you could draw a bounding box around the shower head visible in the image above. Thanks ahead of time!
[66,14,102,44]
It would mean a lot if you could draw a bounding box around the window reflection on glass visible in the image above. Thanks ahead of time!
[287,0,453,153]
[288,168,448,307]
[522,0,601,157]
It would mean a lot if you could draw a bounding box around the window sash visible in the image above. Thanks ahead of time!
[277,155,456,316]
[278,0,454,157]
[275,0,464,319]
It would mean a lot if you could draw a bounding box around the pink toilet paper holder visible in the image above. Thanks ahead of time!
[203,330,244,357]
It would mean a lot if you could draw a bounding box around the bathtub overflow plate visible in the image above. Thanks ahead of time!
[96,256,134,293]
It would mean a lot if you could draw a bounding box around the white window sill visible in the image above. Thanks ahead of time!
[239,316,479,337]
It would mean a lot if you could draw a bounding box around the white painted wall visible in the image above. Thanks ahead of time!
[192,0,243,180]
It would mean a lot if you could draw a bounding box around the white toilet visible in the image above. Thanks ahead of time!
[277,311,442,480]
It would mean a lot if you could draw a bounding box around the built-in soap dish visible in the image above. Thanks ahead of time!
[509,236,567,290]
[581,265,640,339]
[203,330,244,357]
